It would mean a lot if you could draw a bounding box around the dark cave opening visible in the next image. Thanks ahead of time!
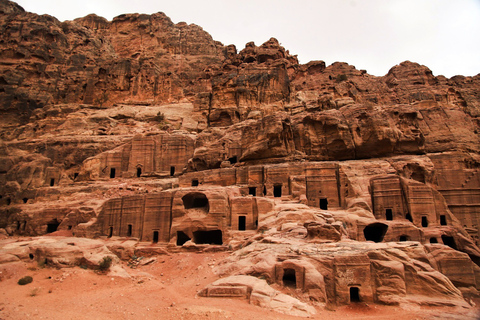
[350,287,361,302]
[385,208,393,220]
[421,216,429,227]
[177,231,191,246]
[363,223,388,243]
[47,220,60,233]
[182,193,209,211]
[320,198,328,210]
[238,216,246,231]
[441,235,457,250]
[274,185,282,197]
[406,213,413,222]
[440,215,447,226]
[193,230,223,245]
[282,268,297,288]
[468,254,480,268]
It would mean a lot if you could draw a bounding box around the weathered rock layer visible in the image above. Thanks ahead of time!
[1,0,480,314]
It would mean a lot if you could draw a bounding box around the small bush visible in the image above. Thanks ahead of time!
[155,111,165,122]
[18,276,33,285]
[98,256,112,272]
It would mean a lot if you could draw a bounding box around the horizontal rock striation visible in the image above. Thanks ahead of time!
[1,0,480,313]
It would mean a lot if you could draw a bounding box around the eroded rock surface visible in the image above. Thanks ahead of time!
[1,0,480,315]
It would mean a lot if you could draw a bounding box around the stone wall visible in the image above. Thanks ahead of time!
[179,162,345,209]
[82,133,195,179]
[333,254,374,305]
[430,153,480,244]
[99,186,270,243]
[371,176,408,221]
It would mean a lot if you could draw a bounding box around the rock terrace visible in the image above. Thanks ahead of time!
[0,0,480,317]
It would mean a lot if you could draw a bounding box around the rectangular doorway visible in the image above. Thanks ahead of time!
[238,216,246,231]
[274,185,282,197]
[320,198,328,210]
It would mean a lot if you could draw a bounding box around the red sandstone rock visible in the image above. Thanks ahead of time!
[0,0,479,315]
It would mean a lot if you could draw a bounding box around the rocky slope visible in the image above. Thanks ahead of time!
[1,0,480,316]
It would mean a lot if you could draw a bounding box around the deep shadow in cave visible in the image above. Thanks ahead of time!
[282,268,296,288]
[350,287,361,302]
[47,219,60,233]
[193,230,222,245]
[274,185,282,197]
[177,231,191,246]
[406,213,413,222]
[182,193,209,211]
[363,223,388,243]
[320,198,328,210]
[421,216,429,227]
[441,235,457,250]
[385,208,393,220]
[238,216,246,231]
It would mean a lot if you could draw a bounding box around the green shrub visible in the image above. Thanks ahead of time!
[18,276,33,285]
[98,256,112,272]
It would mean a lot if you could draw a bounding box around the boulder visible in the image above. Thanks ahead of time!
[199,275,316,317]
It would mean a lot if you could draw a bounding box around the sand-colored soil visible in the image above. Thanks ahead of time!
[0,251,478,320]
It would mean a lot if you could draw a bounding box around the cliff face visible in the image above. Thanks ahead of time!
[1,0,480,311]
[0,0,225,127]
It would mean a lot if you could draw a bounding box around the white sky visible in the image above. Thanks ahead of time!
[12,0,480,77]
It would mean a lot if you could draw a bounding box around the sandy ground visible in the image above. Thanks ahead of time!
[1,251,479,320]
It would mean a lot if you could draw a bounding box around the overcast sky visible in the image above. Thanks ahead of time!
[12,0,480,77]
